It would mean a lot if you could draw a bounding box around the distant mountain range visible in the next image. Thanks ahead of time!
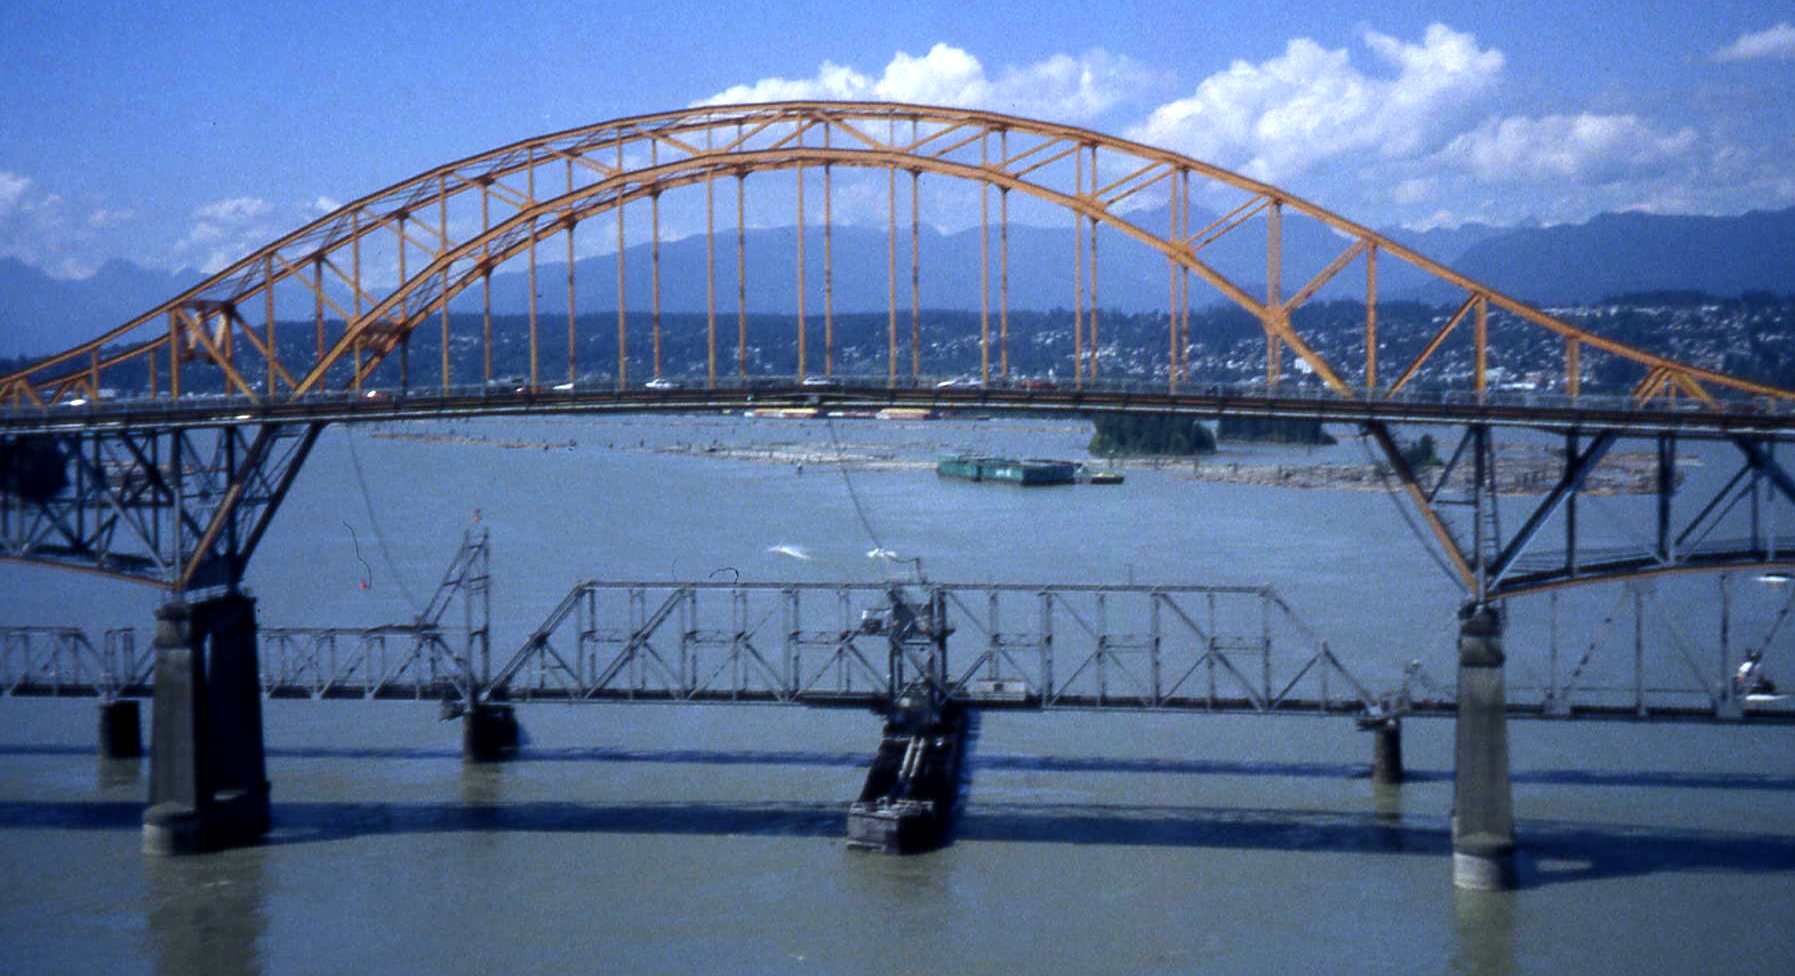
[4,206,1792,360]
[0,258,206,360]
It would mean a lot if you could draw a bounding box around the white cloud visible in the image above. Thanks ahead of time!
[0,171,29,214]
[1713,23,1795,62]
[0,171,88,276]
[179,196,301,273]
[1390,177,1438,205]
[1125,23,1504,181]
[1437,113,1696,184]
[86,208,135,228]
[697,44,1151,122]
[194,196,273,223]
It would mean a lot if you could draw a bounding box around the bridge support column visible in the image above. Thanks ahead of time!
[98,699,143,760]
[461,702,520,763]
[1452,605,1515,890]
[1363,716,1403,785]
[846,698,969,854]
[142,594,271,855]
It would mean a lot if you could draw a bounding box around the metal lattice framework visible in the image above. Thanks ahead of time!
[4,102,1795,598]
[9,574,1792,723]
[4,101,1792,408]
[485,581,1374,713]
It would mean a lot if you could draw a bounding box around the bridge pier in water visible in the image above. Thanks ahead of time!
[846,698,970,855]
[98,699,143,760]
[1364,716,1403,785]
[1452,605,1516,890]
[461,701,520,763]
[142,594,271,855]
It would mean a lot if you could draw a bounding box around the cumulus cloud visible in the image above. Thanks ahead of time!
[696,44,1152,122]
[1713,23,1795,62]
[1389,177,1439,205]
[0,171,88,276]
[86,208,136,229]
[194,196,273,223]
[1125,23,1504,181]
[179,195,296,273]
[0,171,30,214]
[1437,113,1696,184]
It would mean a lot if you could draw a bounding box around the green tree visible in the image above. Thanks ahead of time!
[1088,414,1216,456]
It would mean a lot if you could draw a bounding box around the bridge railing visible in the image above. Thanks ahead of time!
[9,372,1793,429]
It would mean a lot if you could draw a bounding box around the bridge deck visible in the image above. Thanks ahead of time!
[9,376,1795,438]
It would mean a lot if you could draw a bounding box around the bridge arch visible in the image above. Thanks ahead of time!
[4,103,1795,601]
[5,101,1793,409]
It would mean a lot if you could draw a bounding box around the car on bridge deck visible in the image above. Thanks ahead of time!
[800,375,842,389]
[645,377,681,390]
[935,376,982,390]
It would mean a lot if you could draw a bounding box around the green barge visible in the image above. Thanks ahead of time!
[936,454,1079,485]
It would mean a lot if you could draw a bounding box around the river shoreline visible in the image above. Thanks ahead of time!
[371,427,1681,495]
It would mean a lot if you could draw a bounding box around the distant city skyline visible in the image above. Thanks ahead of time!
[1,1,1791,280]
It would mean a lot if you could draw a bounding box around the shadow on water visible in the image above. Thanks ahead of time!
[2,795,1792,887]
[7,741,1795,793]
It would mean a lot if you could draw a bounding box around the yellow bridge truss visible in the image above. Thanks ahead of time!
[3,101,1789,410]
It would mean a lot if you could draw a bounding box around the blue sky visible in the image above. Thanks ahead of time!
[1,0,1791,279]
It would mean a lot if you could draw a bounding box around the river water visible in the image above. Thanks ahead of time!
[4,414,1794,975]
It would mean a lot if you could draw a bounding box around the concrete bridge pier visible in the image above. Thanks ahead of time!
[845,697,970,854]
[1452,604,1516,890]
[98,699,143,760]
[461,702,520,762]
[1361,715,1403,785]
[142,593,271,855]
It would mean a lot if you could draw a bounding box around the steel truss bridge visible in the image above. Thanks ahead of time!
[3,101,1795,608]
[6,528,1794,725]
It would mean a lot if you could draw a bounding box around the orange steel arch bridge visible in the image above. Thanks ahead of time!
[4,101,1795,604]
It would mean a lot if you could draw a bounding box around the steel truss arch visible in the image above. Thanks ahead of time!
[6,101,1795,409]
[7,102,1795,598]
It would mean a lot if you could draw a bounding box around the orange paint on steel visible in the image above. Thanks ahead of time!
[527,154,540,391]
[1389,295,1477,394]
[909,167,921,379]
[265,255,277,395]
[736,170,747,377]
[703,139,716,387]
[481,188,492,385]
[568,159,579,386]
[1266,200,1283,386]
[795,154,807,378]
[1366,245,1379,389]
[615,140,627,390]
[886,157,897,384]
[1000,179,1010,377]
[441,174,452,393]
[1073,146,1085,387]
[1089,144,1100,380]
[16,102,1795,411]
[652,187,663,379]
[1475,297,1489,395]
[824,157,835,375]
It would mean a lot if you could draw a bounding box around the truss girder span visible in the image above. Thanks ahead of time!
[477,581,1380,714]
[0,423,321,591]
[1360,422,1795,602]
